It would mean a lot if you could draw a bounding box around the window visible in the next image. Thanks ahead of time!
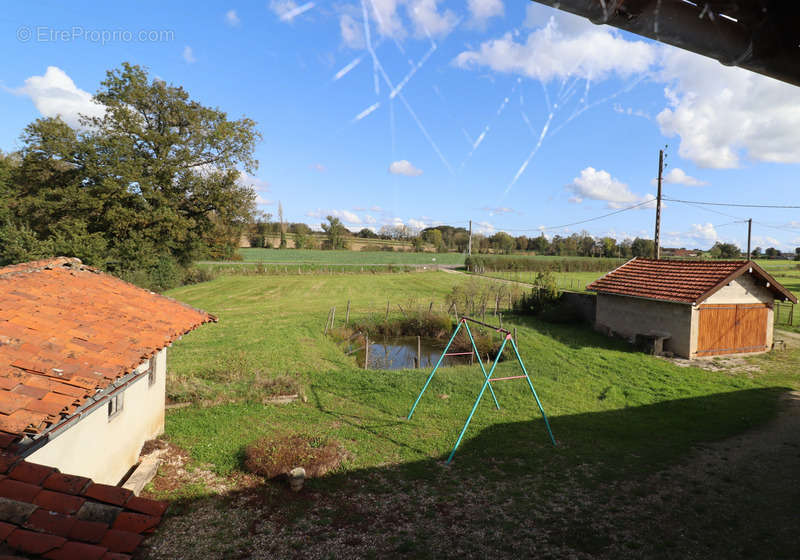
[147,356,157,387]
[107,392,124,420]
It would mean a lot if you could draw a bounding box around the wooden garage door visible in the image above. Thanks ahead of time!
[696,304,769,356]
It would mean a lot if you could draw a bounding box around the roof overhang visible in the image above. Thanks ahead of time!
[529,0,800,88]
[694,260,798,304]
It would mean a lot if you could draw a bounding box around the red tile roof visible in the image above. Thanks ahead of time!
[0,459,166,559]
[0,258,214,450]
[586,258,797,304]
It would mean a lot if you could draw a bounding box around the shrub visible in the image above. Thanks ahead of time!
[466,255,622,273]
[514,272,561,315]
[244,434,346,479]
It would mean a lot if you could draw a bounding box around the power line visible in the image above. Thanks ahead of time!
[662,197,800,209]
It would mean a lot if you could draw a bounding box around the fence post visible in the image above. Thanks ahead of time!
[364,334,369,369]
[417,336,421,369]
[345,300,351,325]
[385,300,390,321]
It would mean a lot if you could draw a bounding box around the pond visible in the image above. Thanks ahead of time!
[364,336,475,370]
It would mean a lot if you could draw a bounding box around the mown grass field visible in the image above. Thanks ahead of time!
[233,247,466,265]
[163,271,798,478]
[145,270,800,559]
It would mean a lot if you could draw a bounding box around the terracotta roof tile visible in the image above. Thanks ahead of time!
[0,479,42,503]
[34,490,85,515]
[68,519,108,543]
[100,529,143,554]
[43,541,109,560]
[0,258,214,449]
[587,259,747,304]
[83,484,133,507]
[43,472,91,496]
[0,460,164,558]
[24,508,76,537]
[112,512,160,534]
[9,462,57,485]
[6,528,66,555]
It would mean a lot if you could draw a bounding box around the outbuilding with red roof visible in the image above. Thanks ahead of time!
[587,258,796,358]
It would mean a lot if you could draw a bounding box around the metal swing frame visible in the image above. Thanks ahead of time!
[407,316,556,463]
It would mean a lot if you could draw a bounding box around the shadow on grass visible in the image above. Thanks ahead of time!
[151,386,798,559]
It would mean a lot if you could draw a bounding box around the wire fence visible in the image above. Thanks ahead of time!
[774,301,796,327]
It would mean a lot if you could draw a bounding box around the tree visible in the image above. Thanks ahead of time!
[530,234,549,255]
[490,232,515,254]
[278,202,287,249]
[423,229,444,251]
[321,216,347,249]
[357,228,378,239]
[515,235,529,251]
[795,247,800,261]
[751,246,762,258]
[765,247,780,258]
[601,237,618,258]
[1,63,260,279]
[631,237,654,257]
[711,242,741,259]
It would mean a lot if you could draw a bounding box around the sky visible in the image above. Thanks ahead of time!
[1,1,799,250]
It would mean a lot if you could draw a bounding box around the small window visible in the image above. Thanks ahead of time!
[148,356,157,387]
[107,392,124,420]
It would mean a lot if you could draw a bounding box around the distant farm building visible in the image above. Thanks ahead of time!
[0,257,214,556]
[587,259,797,358]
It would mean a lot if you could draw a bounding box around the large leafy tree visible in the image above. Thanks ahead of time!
[0,62,260,278]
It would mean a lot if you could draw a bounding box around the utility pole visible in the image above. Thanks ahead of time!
[468,220,472,256]
[653,149,663,260]
[747,218,752,260]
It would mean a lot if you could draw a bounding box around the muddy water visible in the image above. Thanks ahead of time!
[365,336,474,370]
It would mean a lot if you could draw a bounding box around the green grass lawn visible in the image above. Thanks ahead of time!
[162,271,799,486]
[229,248,466,265]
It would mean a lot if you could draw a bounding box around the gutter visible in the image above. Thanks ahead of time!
[14,362,155,458]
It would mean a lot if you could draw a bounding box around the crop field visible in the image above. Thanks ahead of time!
[143,269,800,557]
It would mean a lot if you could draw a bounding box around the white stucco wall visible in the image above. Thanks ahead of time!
[26,347,167,485]
[595,294,693,358]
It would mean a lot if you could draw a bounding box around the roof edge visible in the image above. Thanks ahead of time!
[694,260,798,305]
[586,257,637,292]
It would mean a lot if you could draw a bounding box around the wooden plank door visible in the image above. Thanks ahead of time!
[697,303,768,356]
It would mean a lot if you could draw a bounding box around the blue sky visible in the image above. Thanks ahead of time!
[2,1,799,250]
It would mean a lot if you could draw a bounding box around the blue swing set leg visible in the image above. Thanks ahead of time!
[407,318,556,464]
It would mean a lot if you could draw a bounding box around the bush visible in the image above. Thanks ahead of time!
[244,434,346,479]
[514,272,561,315]
[466,255,622,273]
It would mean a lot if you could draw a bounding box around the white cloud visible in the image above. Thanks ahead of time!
[407,0,458,37]
[182,46,196,63]
[468,0,503,24]
[225,9,240,26]
[389,159,423,176]
[482,206,516,216]
[370,205,384,212]
[13,66,104,129]
[364,214,377,224]
[369,0,405,38]
[310,163,327,172]
[566,167,653,209]
[657,48,800,168]
[255,195,274,205]
[306,208,361,224]
[673,223,718,245]
[407,218,427,230]
[454,17,656,83]
[270,0,315,22]
[339,13,364,48]
[236,171,270,192]
[653,168,707,187]
[475,221,495,234]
